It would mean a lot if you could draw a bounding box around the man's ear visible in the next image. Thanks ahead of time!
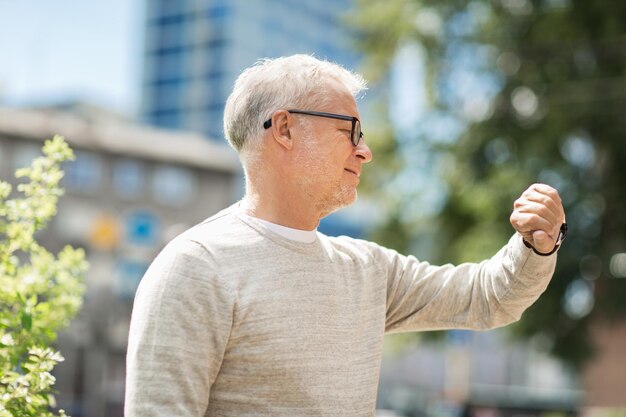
[270,110,294,151]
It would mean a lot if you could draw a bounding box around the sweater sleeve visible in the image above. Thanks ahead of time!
[381,233,557,333]
[125,239,234,417]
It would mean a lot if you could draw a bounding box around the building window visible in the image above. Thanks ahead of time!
[152,165,196,206]
[151,0,186,19]
[62,150,103,192]
[204,70,224,81]
[206,5,231,20]
[155,20,188,50]
[115,258,150,299]
[149,76,184,87]
[204,42,228,75]
[150,13,186,26]
[151,48,187,81]
[113,159,145,199]
[153,84,184,111]
[148,109,182,129]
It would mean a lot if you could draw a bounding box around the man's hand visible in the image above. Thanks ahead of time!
[510,183,566,254]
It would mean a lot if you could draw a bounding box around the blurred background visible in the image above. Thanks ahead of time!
[0,0,625,416]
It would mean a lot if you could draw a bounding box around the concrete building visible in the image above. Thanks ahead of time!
[0,103,240,417]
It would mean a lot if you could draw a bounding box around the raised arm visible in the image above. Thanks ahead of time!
[384,183,565,333]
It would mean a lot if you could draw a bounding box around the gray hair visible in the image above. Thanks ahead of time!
[223,54,367,159]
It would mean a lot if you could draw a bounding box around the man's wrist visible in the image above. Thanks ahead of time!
[522,223,568,256]
[523,238,559,256]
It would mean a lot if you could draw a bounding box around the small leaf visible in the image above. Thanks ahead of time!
[16,291,26,305]
[20,311,32,331]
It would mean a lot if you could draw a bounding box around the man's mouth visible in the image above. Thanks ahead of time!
[344,168,360,177]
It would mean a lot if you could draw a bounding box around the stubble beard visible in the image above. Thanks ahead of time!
[296,131,358,219]
[317,183,357,218]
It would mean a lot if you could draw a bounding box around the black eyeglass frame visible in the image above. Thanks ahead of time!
[263,109,363,147]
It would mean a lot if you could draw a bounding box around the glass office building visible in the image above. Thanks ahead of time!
[142,0,360,141]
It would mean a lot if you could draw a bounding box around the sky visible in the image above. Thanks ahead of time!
[0,0,143,117]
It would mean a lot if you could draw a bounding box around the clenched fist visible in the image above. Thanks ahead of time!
[510,183,566,255]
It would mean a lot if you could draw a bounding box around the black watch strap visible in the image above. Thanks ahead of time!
[523,223,568,256]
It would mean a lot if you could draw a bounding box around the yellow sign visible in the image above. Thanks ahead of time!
[89,215,121,251]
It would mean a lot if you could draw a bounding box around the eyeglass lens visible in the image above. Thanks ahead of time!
[353,120,361,146]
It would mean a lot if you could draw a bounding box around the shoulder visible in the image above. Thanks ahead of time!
[170,204,259,251]
[137,209,245,296]
[143,206,238,269]
[151,204,273,275]
[324,234,401,264]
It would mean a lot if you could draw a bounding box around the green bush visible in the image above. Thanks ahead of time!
[0,135,88,417]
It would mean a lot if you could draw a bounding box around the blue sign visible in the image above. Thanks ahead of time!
[125,210,160,246]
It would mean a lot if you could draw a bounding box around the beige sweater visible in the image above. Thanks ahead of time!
[125,204,557,417]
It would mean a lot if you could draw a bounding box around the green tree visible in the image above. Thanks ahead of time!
[0,136,88,416]
[353,0,626,367]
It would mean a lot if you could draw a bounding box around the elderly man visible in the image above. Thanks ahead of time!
[125,55,566,416]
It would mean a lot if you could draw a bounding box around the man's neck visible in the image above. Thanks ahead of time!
[241,188,320,232]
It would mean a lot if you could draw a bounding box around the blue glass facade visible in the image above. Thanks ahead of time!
[142,0,359,141]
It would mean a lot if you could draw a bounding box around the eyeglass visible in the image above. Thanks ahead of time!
[263,109,364,147]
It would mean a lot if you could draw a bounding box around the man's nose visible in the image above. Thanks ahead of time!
[355,140,373,163]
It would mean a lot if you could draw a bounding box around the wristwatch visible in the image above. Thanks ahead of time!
[523,222,568,256]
